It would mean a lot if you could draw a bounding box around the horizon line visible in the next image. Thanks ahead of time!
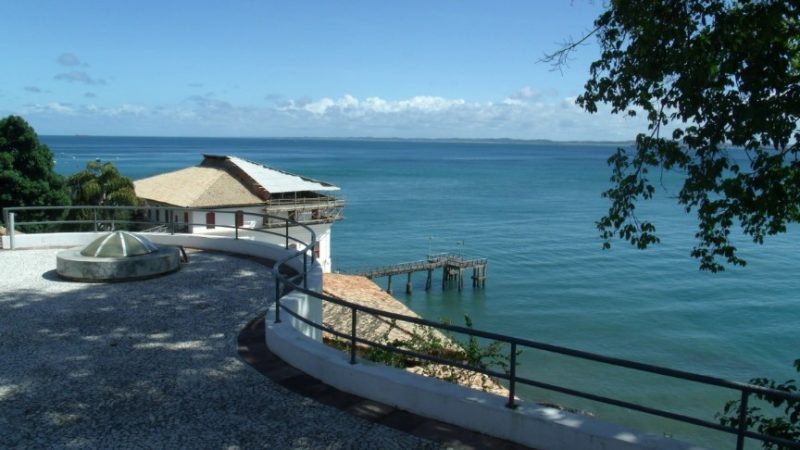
[41,134,635,145]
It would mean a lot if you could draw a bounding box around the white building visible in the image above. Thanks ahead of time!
[134,154,345,272]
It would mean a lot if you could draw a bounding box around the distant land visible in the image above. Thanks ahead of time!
[51,134,635,146]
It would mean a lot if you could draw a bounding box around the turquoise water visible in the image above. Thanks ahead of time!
[44,136,799,448]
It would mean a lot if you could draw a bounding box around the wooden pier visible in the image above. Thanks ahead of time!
[347,253,487,294]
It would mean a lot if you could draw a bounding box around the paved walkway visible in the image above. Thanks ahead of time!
[0,248,530,449]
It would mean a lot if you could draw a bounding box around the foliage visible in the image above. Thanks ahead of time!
[547,1,800,272]
[360,315,515,392]
[541,4,800,444]
[717,360,800,449]
[65,160,140,230]
[0,115,70,229]
[67,160,138,207]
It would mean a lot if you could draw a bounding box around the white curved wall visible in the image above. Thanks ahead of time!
[265,305,708,450]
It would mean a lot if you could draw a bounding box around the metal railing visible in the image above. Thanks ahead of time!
[264,195,346,207]
[2,205,317,286]
[270,229,800,450]
[3,205,799,449]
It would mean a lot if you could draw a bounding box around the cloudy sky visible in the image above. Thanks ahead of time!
[1,1,649,140]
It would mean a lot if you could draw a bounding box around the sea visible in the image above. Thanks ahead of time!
[43,135,799,449]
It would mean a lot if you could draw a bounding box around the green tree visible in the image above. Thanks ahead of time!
[0,115,70,228]
[544,1,800,447]
[545,0,800,272]
[717,360,799,450]
[66,160,139,229]
[67,160,138,206]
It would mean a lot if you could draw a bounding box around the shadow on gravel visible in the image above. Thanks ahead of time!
[0,250,435,450]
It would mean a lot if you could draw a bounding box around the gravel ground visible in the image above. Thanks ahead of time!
[0,249,438,450]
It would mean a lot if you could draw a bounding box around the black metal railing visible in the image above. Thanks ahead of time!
[3,205,798,449]
[3,205,317,282]
[268,227,800,450]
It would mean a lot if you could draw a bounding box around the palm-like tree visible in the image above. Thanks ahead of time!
[66,161,139,230]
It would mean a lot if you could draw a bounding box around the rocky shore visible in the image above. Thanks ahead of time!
[322,273,509,397]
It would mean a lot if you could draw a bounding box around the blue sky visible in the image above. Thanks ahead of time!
[1,1,648,140]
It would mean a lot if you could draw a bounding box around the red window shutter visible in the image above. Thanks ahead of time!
[235,210,244,227]
[206,212,215,229]
[314,243,321,258]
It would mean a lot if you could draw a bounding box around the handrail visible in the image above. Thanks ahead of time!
[265,196,346,206]
[3,205,316,270]
[4,205,799,449]
[346,255,488,277]
[268,225,800,450]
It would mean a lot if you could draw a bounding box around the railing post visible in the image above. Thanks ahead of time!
[735,391,750,450]
[303,252,308,289]
[93,208,98,232]
[235,221,239,240]
[350,307,358,364]
[274,277,282,323]
[8,212,15,250]
[285,219,289,249]
[506,342,518,409]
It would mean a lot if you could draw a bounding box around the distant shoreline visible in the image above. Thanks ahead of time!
[42,134,635,146]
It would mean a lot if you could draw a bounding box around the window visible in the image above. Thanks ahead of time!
[205,212,215,229]
[235,210,244,227]
[183,211,189,224]
[156,209,160,222]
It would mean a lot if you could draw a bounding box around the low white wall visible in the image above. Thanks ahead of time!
[2,232,107,249]
[265,306,708,450]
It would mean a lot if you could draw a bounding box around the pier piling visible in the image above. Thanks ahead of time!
[348,253,486,295]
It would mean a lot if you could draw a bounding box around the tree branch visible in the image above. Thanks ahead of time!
[538,26,601,72]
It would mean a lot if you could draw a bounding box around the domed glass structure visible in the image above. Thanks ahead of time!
[57,231,181,282]
[81,231,160,258]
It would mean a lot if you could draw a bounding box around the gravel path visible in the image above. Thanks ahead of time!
[0,249,438,450]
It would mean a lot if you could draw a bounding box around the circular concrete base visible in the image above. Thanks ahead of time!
[56,246,181,282]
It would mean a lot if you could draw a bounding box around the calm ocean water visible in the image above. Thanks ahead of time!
[43,135,799,448]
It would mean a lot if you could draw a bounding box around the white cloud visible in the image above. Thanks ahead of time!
[508,86,540,100]
[27,102,75,114]
[23,102,145,117]
[282,94,468,117]
[107,104,146,116]
[17,89,659,140]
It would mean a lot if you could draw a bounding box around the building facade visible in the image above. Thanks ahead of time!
[134,154,345,272]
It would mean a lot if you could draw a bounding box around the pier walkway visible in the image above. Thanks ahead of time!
[347,253,487,294]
